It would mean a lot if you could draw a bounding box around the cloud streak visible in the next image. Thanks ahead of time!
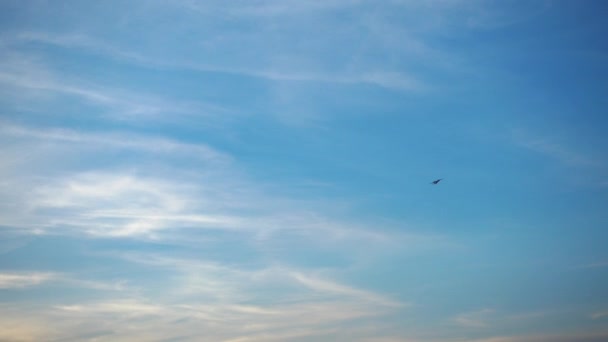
[1,122,438,259]
[9,30,428,93]
[0,48,231,124]
[512,129,601,167]
[453,308,495,328]
[0,123,229,163]
[0,258,405,341]
[0,272,56,289]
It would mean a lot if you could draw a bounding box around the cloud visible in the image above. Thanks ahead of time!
[26,171,240,237]
[0,0,555,124]
[0,272,56,289]
[9,30,428,94]
[512,129,599,167]
[118,252,402,306]
[590,311,608,320]
[0,123,242,238]
[0,48,230,123]
[453,308,495,328]
[179,0,365,17]
[0,123,230,163]
[580,261,608,269]
[109,251,405,339]
[0,3,487,340]
[0,122,442,257]
[0,260,405,341]
[0,242,407,339]
[0,270,131,293]
[5,0,474,95]
[290,271,403,307]
[48,299,379,341]
[13,31,152,65]
[57,300,163,316]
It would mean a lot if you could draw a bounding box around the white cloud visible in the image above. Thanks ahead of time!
[0,271,131,293]
[0,122,255,237]
[2,2,604,341]
[26,171,241,237]
[0,259,405,341]
[0,124,449,342]
[119,252,402,306]
[290,271,403,307]
[57,300,163,316]
[0,272,56,289]
[46,298,381,341]
[0,123,439,257]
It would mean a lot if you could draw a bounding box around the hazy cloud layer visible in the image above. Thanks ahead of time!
[1,1,607,341]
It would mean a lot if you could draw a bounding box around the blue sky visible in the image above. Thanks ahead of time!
[1,0,608,341]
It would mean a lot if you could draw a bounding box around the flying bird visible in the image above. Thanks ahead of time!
[431,178,442,185]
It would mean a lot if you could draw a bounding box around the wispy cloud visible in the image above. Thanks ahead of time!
[119,252,403,307]
[590,311,608,320]
[580,261,608,269]
[178,0,364,17]
[290,271,403,308]
[0,272,56,289]
[0,122,443,257]
[9,30,428,93]
[0,258,404,341]
[0,48,229,123]
[0,123,444,271]
[0,123,239,238]
[0,123,229,163]
[6,0,486,94]
[57,300,163,316]
[0,271,130,292]
[24,171,239,237]
[453,308,495,328]
[512,129,600,167]
[6,2,604,340]
[47,298,389,341]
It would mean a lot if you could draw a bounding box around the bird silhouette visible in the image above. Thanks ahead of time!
[431,178,442,185]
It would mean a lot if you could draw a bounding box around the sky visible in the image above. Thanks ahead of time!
[1,0,608,341]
